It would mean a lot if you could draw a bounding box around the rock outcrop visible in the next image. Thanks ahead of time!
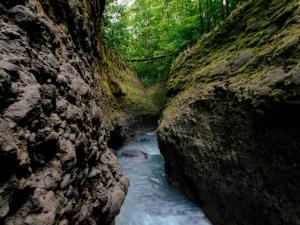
[0,0,156,224]
[158,1,300,225]
[101,52,160,149]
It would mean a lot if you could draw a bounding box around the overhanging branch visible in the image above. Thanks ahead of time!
[126,52,179,62]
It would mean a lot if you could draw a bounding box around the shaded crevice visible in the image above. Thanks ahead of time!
[0,153,19,183]
[1,0,25,9]
[108,115,159,150]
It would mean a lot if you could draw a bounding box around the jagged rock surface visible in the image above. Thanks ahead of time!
[0,0,134,224]
[158,1,300,225]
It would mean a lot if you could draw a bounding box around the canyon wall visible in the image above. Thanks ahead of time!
[158,0,300,225]
[0,0,157,224]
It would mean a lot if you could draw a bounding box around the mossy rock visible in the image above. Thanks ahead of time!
[158,1,300,225]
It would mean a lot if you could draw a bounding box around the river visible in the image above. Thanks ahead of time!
[116,131,212,225]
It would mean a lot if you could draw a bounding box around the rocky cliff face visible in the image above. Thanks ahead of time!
[0,0,155,224]
[158,0,300,225]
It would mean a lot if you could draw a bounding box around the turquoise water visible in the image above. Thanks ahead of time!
[116,132,212,225]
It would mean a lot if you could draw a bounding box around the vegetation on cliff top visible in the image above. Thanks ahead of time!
[165,0,300,106]
[102,0,246,86]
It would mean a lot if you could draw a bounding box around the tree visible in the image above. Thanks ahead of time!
[103,0,246,86]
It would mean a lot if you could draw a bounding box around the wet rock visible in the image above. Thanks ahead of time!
[48,113,63,131]
[120,149,149,159]
[29,191,44,213]
[9,5,55,43]
[273,6,294,27]
[58,219,69,225]
[210,61,230,76]
[44,132,60,157]
[290,69,300,85]
[9,5,38,28]
[64,104,83,122]
[0,70,11,105]
[0,70,11,87]
[0,3,7,13]
[24,189,58,225]
[32,65,58,83]
[88,167,101,178]
[71,77,90,97]
[41,98,55,113]
[60,174,71,189]
[74,204,92,223]
[231,50,253,71]
[60,139,77,168]
[4,84,41,122]
[282,37,299,51]
[263,68,290,84]
[105,185,126,223]
[2,28,22,39]
[56,98,68,114]
[46,132,59,143]
[36,168,61,190]
[0,195,10,219]
[101,150,119,168]
[275,36,299,57]
[40,84,57,113]
[246,20,260,32]
[91,105,101,123]
[0,60,20,76]
[119,176,130,194]
[40,84,57,99]
[59,200,76,216]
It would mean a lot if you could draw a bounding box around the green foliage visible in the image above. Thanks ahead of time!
[147,82,167,110]
[102,0,246,86]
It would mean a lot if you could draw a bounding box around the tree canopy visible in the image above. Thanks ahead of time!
[103,0,246,86]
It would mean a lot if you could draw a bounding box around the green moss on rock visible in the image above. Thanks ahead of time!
[158,0,300,225]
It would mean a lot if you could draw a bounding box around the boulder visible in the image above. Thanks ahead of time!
[104,185,126,223]
[119,149,149,159]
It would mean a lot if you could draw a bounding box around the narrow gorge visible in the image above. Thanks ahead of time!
[0,0,299,225]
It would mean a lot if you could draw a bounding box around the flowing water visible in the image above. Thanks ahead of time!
[116,131,212,225]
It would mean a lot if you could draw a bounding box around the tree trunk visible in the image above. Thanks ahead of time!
[221,0,225,20]
[225,0,230,17]
[127,52,178,62]
[198,0,204,33]
[208,0,214,29]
